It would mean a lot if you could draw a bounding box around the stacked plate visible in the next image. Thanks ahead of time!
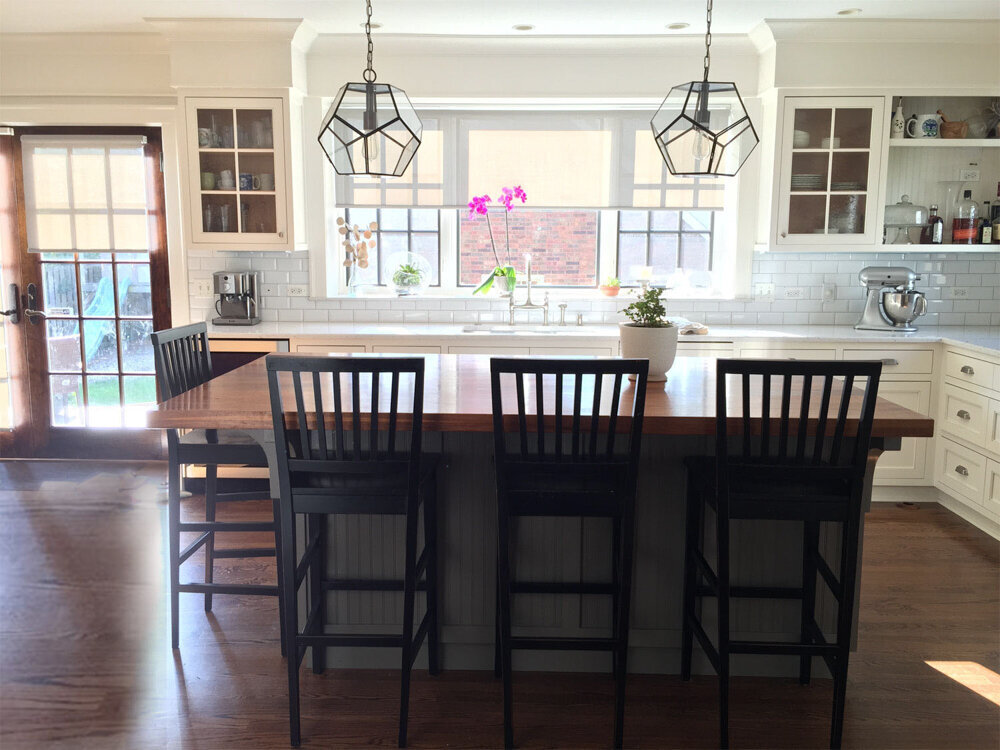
[790,174,825,191]
[831,181,864,191]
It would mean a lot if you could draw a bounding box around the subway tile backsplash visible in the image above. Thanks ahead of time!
[188,250,1000,327]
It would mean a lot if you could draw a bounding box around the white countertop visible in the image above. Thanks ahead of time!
[206,322,999,356]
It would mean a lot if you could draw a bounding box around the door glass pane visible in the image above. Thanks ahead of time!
[42,262,78,316]
[119,320,154,374]
[790,153,829,192]
[50,374,84,426]
[829,194,867,235]
[123,375,156,427]
[86,375,121,428]
[116,264,152,317]
[833,109,872,149]
[79,263,114,315]
[830,152,869,192]
[46,320,82,372]
[788,195,828,235]
[792,108,832,149]
[83,319,118,372]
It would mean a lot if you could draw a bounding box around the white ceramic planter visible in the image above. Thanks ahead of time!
[618,323,678,382]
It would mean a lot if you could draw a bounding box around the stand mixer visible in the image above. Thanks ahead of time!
[854,266,927,333]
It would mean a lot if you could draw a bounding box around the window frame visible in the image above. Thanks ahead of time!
[344,207,443,288]
[615,209,717,287]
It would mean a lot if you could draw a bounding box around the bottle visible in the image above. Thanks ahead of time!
[951,190,978,244]
[890,103,906,139]
[981,202,993,243]
[991,202,1000,244]
[921,205,944,244]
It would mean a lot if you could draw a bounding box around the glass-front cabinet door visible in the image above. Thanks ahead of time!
[776,97,884,246]
[185,97,288,249]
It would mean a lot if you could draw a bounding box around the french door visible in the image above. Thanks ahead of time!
[0,127,171,458]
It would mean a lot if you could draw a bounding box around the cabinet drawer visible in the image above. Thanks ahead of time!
[936,438,987,504]
[986,460,1000,518]
[842,348,933,374]
[739,348,837,361]
[677,344,734,358]
[448,345,529,355]
[371,345,442,354]
[294,344,366,354]
[944,350,996,391]
[210,337,288,353]
[939,384,989,445]
[528,346,615,356]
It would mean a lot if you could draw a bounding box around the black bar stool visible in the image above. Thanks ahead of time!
[681,359,882,749]
[490,357,648,750]
[266,355,440,749]
[151,322,284,651]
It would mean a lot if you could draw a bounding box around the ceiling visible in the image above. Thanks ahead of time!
[2,0,998,35]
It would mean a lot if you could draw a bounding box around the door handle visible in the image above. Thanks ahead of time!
[956,409,971,420]
[881,358,899,366]
[23,282,46,325]
[0,283,19,324]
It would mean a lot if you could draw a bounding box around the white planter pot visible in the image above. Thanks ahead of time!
[618,323,678,382]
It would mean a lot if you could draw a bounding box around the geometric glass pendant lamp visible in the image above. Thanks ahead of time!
[650,0,759,177]
[317,0,422,176]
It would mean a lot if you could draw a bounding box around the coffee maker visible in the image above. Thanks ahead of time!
[854,266,927,333]
[212,271,261,326]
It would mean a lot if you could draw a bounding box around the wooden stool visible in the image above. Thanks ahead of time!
[681,359,882,749]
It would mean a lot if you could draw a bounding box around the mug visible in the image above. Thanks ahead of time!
[906,114,941,139]
[254,173,274,191]
[200,171,216,190]
[198,127,213,148]
[218,170,235,189]
[239,172,253,191]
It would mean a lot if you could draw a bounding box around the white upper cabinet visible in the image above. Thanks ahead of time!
[772,96,886,249]
[184,96,295,251]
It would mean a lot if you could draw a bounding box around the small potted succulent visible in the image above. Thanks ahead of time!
[599,277,621,297]
[619,287,677,382]
[387,251,431,296]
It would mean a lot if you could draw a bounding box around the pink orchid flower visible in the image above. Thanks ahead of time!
[467,194,492,218]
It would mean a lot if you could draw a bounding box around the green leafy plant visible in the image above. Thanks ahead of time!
[621,287,671,328]
[473,264,516,295]
[392,263,424,288]
[601,277,621,288]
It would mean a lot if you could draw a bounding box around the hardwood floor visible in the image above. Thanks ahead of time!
[0,461,997,749]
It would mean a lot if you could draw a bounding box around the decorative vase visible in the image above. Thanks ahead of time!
[890,104,906,140]
[492,265,517,297]
[387,251,431,297]
[618,323,678,382]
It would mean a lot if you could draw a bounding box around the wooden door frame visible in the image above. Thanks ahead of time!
[1,126,171,459]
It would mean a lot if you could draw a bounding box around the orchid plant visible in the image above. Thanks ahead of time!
[468,186,527,295]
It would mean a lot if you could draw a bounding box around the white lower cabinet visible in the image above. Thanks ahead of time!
[936,436,987,505]
[527,346,615,356]
[448,345,530,355]
[295,344,366,354]
[986,460,1000,518]
[676,343,734,358]
[939,383,989,444]
[371,345,442,354]
[738,347,838,360]
[873,380,931,485]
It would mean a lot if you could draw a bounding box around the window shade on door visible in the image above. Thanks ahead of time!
[21,135,151,253]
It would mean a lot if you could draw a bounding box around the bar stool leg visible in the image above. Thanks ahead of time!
[717,514,731,750]
[423,476,441,676]
[273,499,287,658]
[497,513,515,750]
[799,520,820,685]
[611,517,621,679]
[613,504,636,750]
[203,464,218,612]
[168,443,181,650]
[831,513,860,750]
[398,498,420,748]
[680,479,700,681]
[309,514,327,674]
[279,501,301,747]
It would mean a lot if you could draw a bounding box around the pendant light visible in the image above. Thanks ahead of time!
[651,0,758,177]
[317,0,422,176]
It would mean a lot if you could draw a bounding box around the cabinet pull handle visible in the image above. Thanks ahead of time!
[956,409,971,420]
[954,465,969,477]
[881,358,899,366]
[960,365,975,375]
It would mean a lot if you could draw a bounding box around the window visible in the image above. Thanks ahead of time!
[617,210,715,286]
[343,208,441,287]
[328,109,739,296]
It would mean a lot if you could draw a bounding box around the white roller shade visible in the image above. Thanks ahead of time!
[21,135,150,253]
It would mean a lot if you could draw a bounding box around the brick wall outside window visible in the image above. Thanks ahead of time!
[459,210,599,287]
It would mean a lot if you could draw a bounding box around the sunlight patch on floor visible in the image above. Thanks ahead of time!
[925,661,1000,706]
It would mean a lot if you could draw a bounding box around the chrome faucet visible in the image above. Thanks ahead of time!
[508,253,549,325]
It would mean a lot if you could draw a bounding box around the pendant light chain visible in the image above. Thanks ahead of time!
[702,0,713,81]
[363,0,377,83]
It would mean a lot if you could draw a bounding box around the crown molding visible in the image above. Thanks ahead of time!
[142,17,305,43]
[762,18,1000,44]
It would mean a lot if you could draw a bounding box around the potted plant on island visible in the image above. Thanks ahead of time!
[619,286,677,382]
[468,186,527,295]
[599,277,621,297]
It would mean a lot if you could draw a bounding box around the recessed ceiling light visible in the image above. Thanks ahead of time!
[361,21,382,29]
[666,22,690,30]
[837,8,862,15]
[512,24,535,31]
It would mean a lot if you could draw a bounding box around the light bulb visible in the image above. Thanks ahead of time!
[366,136,379,161]
[691,135,711,162]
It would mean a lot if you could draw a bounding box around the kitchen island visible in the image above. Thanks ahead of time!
[148,354,933,675]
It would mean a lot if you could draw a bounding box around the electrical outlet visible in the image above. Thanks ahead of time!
[783,286,807,300]
[287,285,308,297]
[822,282,836,302]
[261,284,278,296]
[754,282,774,301]
[950,287,970,298]
[959,168,980,182]
[195,279,212,297]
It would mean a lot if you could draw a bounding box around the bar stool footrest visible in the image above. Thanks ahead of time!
[508,636,617,651]
[510,581,616,595]
[178,582,279,596]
